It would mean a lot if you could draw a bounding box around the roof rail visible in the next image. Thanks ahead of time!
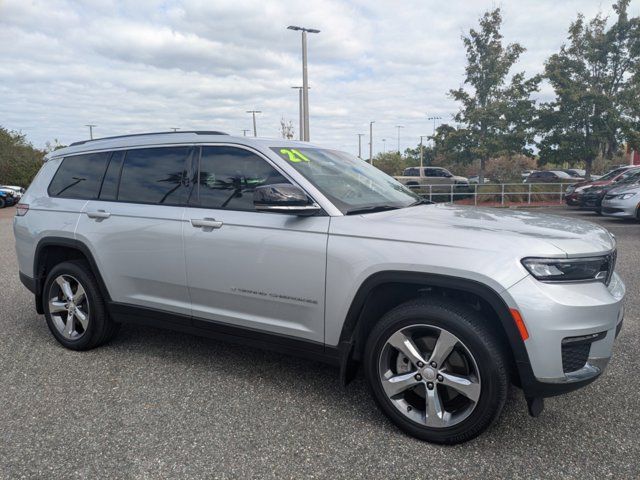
[69,130,229,147]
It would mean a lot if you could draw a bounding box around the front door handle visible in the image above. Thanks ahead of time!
[191,218,223,229]
[86,210,111,219]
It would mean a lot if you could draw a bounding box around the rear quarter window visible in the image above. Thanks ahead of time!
[48,152,111,199]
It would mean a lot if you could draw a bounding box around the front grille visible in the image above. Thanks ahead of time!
[561,343,590,373]
[604,194,616,200]
[561,332,607,373]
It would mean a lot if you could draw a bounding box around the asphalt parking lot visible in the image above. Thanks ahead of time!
[1,205,638,479]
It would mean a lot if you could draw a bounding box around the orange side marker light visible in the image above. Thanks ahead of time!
[510,308,529,341]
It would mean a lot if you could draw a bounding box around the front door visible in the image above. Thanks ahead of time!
[183,145,329,342]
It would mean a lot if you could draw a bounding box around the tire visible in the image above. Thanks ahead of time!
[43,260,119,350]
[0,197,5,209]
[364,297,508,444]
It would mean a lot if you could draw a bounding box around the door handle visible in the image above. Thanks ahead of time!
[191,218,223,229]
[86,210,111,219]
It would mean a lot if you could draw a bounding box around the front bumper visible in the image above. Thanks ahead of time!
[601,197,639,218]
[506,271,625,396]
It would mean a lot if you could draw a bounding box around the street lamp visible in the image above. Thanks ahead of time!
[382,138,386,154]
[287,25,320,142]
[369,121,375,164]
[395,125,404,154]
[291,86,307,141]
[242,129,250,137]
[85,124,96,140]
[246,110,261,137]
[357,133,365,158]
[427,116,442,139]
[170,127,180,132]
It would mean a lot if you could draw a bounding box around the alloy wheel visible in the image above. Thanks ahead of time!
[48,274,90,340]
[378,324,481,428]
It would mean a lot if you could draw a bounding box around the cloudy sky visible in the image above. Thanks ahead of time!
[0,0,634,155]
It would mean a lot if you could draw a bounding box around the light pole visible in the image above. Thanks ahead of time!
[369,121,375,164]
[291,86,305,141]
[357,133,365,158]
[382,138,386,154]
[246,110,261,137]
[242,129,250,137]
[287,25,320,141]
[85,124,96,140]
[395,125,404,154]
[427,116,441,140]
[170,127,180,132]
[419,135,428,168]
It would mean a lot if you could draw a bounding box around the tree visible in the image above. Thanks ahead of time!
[447,9,540,182]
[279,118,295,140]
[538,0,640,177]
[371,152,410,176]
[0,127,45,187]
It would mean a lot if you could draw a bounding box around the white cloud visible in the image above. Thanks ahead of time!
[0,0,634,154]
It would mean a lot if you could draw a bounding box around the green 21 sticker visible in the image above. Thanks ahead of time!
[280,148,310,163]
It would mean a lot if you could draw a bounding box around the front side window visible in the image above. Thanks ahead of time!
[271,147,420,214]
[405,168,419,177]
[118,147,191,205]
[48,152,111,199]
[193,146,290,210]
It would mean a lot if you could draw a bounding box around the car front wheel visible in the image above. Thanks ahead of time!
[364,298,508,444]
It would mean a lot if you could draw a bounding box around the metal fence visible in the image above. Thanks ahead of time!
[405,182,571,206]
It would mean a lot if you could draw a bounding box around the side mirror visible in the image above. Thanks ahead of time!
[253,184,321,216]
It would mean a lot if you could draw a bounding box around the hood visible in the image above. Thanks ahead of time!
[607,182,640,195]
[333,204,615,257]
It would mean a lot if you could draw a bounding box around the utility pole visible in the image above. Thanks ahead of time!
[291,86,305,141]
[395,125,404,154]
[419,135,428,168]
[382,138,386,154]
[242,129,250,137]
[369,121,375,164]
[170,127,180,132]
[357,133,365,158]
[85,124,96,140]
[246,110,261,137]
[287,26,320,141]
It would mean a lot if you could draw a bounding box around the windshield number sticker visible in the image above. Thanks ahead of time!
[280,148,310,163]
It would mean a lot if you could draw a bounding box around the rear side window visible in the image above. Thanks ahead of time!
[48,152,111,199]
[192,146,289,211]
[118,147,191,205]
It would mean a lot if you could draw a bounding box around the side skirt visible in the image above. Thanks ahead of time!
[107,302,341,367]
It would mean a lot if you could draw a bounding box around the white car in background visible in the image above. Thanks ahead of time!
[601,183,640,220]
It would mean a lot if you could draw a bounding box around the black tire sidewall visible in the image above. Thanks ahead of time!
[43,261,107,350]
[364,301,507,444]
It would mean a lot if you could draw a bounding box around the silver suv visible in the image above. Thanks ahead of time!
[14,131,625,444]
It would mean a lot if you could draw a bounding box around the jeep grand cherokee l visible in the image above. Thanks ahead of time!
[14,131,625,444]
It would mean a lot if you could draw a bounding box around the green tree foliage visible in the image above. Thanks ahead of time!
[444,9,540,181]
[538,0,640,177]
[371,152,412,176]
[0,127,46,187]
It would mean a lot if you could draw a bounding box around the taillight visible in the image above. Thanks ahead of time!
[15,203,29,216]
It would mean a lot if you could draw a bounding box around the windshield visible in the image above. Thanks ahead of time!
[271,147,421,213]
[599,168,628,181]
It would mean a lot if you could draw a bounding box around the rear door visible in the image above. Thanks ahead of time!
[75,146,193,316]
[183,145,329,342]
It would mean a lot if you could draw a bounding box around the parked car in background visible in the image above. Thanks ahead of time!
[521,170,534,180]
[524,170,579,184]
[601,182,640,220]
[0,188,17,208]
[468,175,492,184]
[394,167,469,190]
[1,185,25,200]
[565,166,640,206]
[580,169,640,213]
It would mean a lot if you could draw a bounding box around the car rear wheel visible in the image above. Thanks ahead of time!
[364,298,508,444]
[0,197,5,208]
[43,260,119,350]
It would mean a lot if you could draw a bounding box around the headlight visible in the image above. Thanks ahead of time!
[522,254,615,283]
[618,193,637,200]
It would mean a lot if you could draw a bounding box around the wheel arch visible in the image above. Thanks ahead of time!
[33,237,111,313]
[337,271,534,389]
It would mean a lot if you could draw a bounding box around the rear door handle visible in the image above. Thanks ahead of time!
[191,218,223,229]
[86,210,111,219]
